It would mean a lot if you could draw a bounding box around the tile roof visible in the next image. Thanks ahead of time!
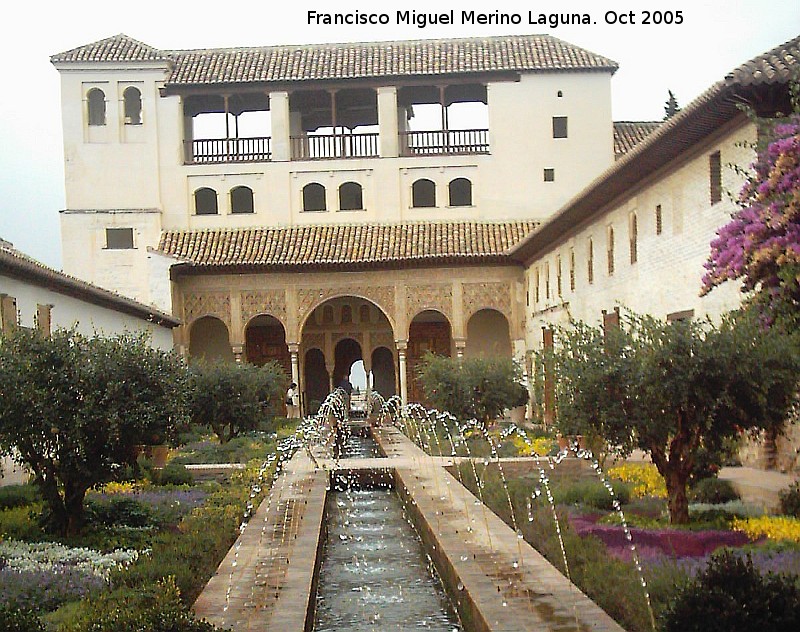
[725,35,799,86]
[158,221,538,271]
[50,34,171,63]
[0,240,179,327]
[510,33,800,265]
[52,34,619,85]
[613,121,662,158]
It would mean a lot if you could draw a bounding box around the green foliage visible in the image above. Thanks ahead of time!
[0,504,43,540]
[0,327,190,536]
[689,477,740,505]
[534,309,800,524]
[554,479,631,511]
[779,481,800,518]
[0,484,40,511]
[57,578,219,632]
[662,550,800,632]
[189,360,287,443]
[0,604,45,632]
[416,353,526,425]
[171,433,276,465]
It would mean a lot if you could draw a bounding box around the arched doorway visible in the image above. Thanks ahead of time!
[334,337,362,388]
[371,346,396,398]
[300,296,396,411]
[245,314,290,376]
[408,310,452,403]
[465,309,512,358]
[189,316,233,362]
[304,348,328,415]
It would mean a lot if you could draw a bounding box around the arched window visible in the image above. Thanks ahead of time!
[359,304,371,324]
[448,178,472,206]
[87,88,106,126]
[194,188,218,215]
[412,179,435,208]
[339,182,363,211]
[341,305,353,324]
[303,183,326,212]
[231,186,254,214]
[322,305,334,324]
[123,87,142,125]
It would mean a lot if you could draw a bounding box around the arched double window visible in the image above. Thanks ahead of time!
[339,182,363,211]
[231,186,254,214]
[194,187,218,215]
[123,87,142,125]
[412,179,436,208]
[448,178,472,206]
[87,88,106,126]
[303,183,326,212]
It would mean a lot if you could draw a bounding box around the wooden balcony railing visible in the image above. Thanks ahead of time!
[400,129,489,156]
[291,133,379,160]
[185,137,271,164]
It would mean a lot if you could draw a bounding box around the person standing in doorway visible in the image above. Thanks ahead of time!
[286,382,300,419]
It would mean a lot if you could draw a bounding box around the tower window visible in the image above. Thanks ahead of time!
[710,151,722,205]
[629,212,638,264]
[587,238,594,285]
[231,186,254,214]
[123,86,142,125]
[339,182,363,211]
[87,88,106,126]
[543,168,555,182]
[552,116,568,139]
[655,204,663,235]
[412,179,436,208]
[607,226,615,276]
[194,188,218,215]
[448,178,472,206]
[569,248,576,291]
[106,227,134,249]
[303,183,327,212]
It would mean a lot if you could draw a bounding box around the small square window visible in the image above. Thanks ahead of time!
[543,168,555,182]
[552,116,568,139]
[106,228,134,249]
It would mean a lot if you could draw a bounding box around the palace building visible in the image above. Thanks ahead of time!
[50,32,799,464]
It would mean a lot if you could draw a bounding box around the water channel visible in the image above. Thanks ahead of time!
[313,431,461,631]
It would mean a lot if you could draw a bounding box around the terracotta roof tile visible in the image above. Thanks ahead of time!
[0,241,179,326]
[50,34,171,63]
[613,121,662,158]
[52,34,619,84]
[725,35,799,86]
[158,221,538,270]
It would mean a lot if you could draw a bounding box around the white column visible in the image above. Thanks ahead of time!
[397,341,408,406]
[377,86,399,158]
[269,91,291,161]
[288,343,300,412]
[454,338,466,361]
[363,356,372,415]
[231,344,244,364]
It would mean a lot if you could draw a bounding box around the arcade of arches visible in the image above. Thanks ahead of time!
[174,266,525,414]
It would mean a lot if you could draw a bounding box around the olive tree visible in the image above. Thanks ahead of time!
[188,359,287,443]
[0,327,189,535]
[416,353,527,426]
[534,310,799,524]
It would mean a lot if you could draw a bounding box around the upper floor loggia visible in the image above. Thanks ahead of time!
[52,33,619,165]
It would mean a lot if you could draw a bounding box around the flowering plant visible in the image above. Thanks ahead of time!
[702,112,800,325]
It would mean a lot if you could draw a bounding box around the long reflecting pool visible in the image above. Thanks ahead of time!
[313,430,461,631]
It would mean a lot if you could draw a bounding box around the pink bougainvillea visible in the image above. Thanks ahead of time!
[702,114,800,324]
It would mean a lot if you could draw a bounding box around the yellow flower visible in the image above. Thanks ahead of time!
[607,462,667,498]
[732,516,800,542]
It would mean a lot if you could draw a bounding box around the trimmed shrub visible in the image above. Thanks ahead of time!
[689,477,740,504]
[662,549,800,631]
[58,578,219,632]
[0,484,40,511]
[779,481,800,518]
[85,496,153,528]
[555,479,631,511]
[149,462,194,486]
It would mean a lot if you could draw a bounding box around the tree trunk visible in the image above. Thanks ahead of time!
[664,469,690,525]
[63,484,88,537]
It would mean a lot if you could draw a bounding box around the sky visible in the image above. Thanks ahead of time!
[0,0,798,270]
